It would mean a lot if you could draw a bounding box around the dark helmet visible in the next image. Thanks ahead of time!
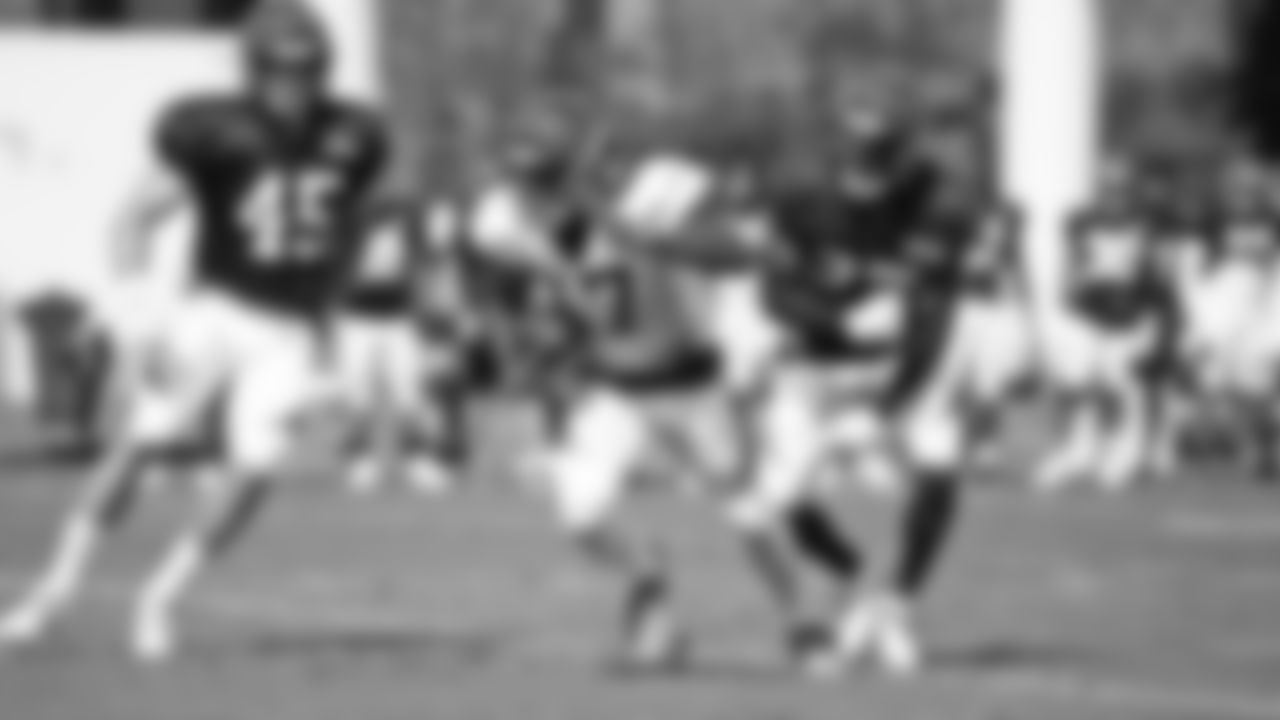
[242,0,331,79]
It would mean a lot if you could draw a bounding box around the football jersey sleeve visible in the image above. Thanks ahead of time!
[154,98,221,175]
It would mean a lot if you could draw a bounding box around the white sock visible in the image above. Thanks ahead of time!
[139,539,204,619]
[405,456,452,493]
[30,516,98,614]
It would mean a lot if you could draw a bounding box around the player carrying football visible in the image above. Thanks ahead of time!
[725,105,973,677]
[0,0,387,662]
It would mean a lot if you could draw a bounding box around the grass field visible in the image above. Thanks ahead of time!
[0,406,1279,720]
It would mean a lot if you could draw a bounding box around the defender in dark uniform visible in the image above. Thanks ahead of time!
[728,113,972,677]
[0,0,388,663]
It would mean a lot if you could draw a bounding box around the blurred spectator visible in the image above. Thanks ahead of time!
[19,291,111,455]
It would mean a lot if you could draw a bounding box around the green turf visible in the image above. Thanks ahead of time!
[0,418,1278,720]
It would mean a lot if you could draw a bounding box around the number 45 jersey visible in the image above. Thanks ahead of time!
[156,94,388,314]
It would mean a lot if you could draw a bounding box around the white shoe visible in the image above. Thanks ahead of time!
[130,604,177,665]
[807,597,880,680]
[404,458,454,496]
[346,459,384,496]
[870,596,923,678]
[0,602,54,648]
[815,594,924,679]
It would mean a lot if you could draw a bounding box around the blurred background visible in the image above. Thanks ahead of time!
[0,0,1267,195]
[0,0,1276,445]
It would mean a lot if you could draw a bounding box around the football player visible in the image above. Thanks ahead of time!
[1034,185,1180,493]
[0,0,387,662]
[726,107,971,677]
[1188,161,1280,478]
[943,199,1034,465]
[465,121,591,397]
[525,149,761,669]
[338,199,465,496]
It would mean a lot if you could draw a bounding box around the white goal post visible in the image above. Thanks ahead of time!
[998,0,1103,363]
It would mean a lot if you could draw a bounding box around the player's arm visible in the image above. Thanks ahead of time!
[115,98,215,278]
[111,165,187,278]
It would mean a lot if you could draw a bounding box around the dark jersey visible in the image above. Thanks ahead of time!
[156,94,387,314]
[762,162,938,361]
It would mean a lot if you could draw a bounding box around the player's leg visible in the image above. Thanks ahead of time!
[1035,319,1108,492]
[388,326,461,495]
[0,443,156,644]
[337,317,388,495]
[1139,332,1190,479]
[708,276,783,489]
[823,324,969,678]
[1,317,216,645]
[1095,349,1151,492]
[129,306,316,661]
[538,386,686,666]
[1034,383,1106,492]
[966,293,1037,468]
[1148,376,1194,477]
[130,460,272,662]
[727,365,863,666]
[845,397,964,677]
[707,281,857,659]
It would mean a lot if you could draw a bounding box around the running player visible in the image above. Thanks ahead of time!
[517,140,778,666]
[0,0,387,662]
[727,106,972,677]
[465,122,593,398]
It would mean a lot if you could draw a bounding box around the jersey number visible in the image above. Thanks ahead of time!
[240,170,340,264]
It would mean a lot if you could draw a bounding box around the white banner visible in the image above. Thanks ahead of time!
[0,33,237,305]
[0,33,235,407]
[998,0,1103,367]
